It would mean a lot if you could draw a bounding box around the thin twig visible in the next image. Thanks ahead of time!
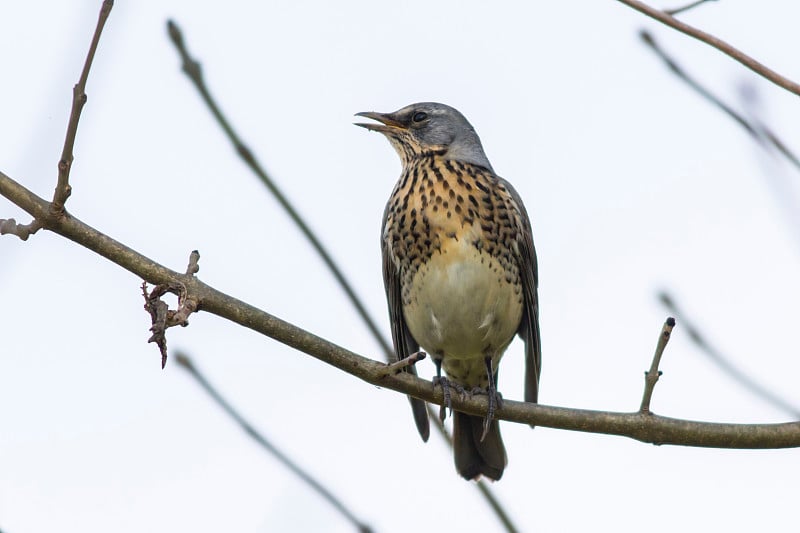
[376,351,427,378]
[2,169,800,447]
[664,0,717,16]
[640,318,676,413]
[52,0,114,214]
[659,291,800,419]
[640,31,800,173]
[617,0,800,97]
[1,1,112,239]
[175,352,373,533]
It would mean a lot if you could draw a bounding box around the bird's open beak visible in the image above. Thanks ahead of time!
[354,111,405,133]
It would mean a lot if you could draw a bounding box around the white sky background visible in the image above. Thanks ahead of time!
[2,1,800,531]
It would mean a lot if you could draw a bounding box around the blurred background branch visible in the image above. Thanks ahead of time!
[641,30,800,251]
[664,0,717,16]
[618,0,800,96]
[174,351,374,533]
[658,291,800,419]
[640,30,800,169]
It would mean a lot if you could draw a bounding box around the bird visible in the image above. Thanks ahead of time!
[355,102,541,481]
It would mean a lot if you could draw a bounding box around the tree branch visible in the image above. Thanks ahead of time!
[2,0,113,239]
[2,170,799,448]
[616,0,800,97]
[52,0,114,214]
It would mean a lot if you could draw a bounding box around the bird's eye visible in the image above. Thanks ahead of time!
[412,111,428,123]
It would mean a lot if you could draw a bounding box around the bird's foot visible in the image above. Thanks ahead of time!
[470,387,504,442]
[469,387,504,406]
[432,375,450,422]
[432,375,466,422]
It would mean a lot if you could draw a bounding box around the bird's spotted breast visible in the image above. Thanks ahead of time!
[384,155,525,370]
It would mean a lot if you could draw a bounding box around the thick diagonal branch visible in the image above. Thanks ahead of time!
[2,170,799,448]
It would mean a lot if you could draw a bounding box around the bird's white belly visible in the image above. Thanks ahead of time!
[402,240,522,360]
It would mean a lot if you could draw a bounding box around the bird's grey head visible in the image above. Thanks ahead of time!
[355,102,493,172]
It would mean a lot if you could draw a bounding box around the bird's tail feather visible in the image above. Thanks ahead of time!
[453,411,506,481]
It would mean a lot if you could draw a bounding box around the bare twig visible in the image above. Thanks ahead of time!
[376,351,427,378]
[52,0,114,214]
[659,291,800,419]
[617,0,800,97]
[185,249,200,275]
[640,318,676,413]
[2,169,800,447]
[640,31,800,173]
[664,0,717,16]
[174,352,373,533]
[0,217,42,240]
[1,1,112,241]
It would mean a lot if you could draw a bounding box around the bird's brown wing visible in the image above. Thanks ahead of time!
[498,177,541,406]
[381,206,431,442]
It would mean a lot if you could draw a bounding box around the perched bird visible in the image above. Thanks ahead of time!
[356,102,541,481]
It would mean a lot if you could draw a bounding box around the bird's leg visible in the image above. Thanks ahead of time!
[480,356,502,442]
[432,358,450,422]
